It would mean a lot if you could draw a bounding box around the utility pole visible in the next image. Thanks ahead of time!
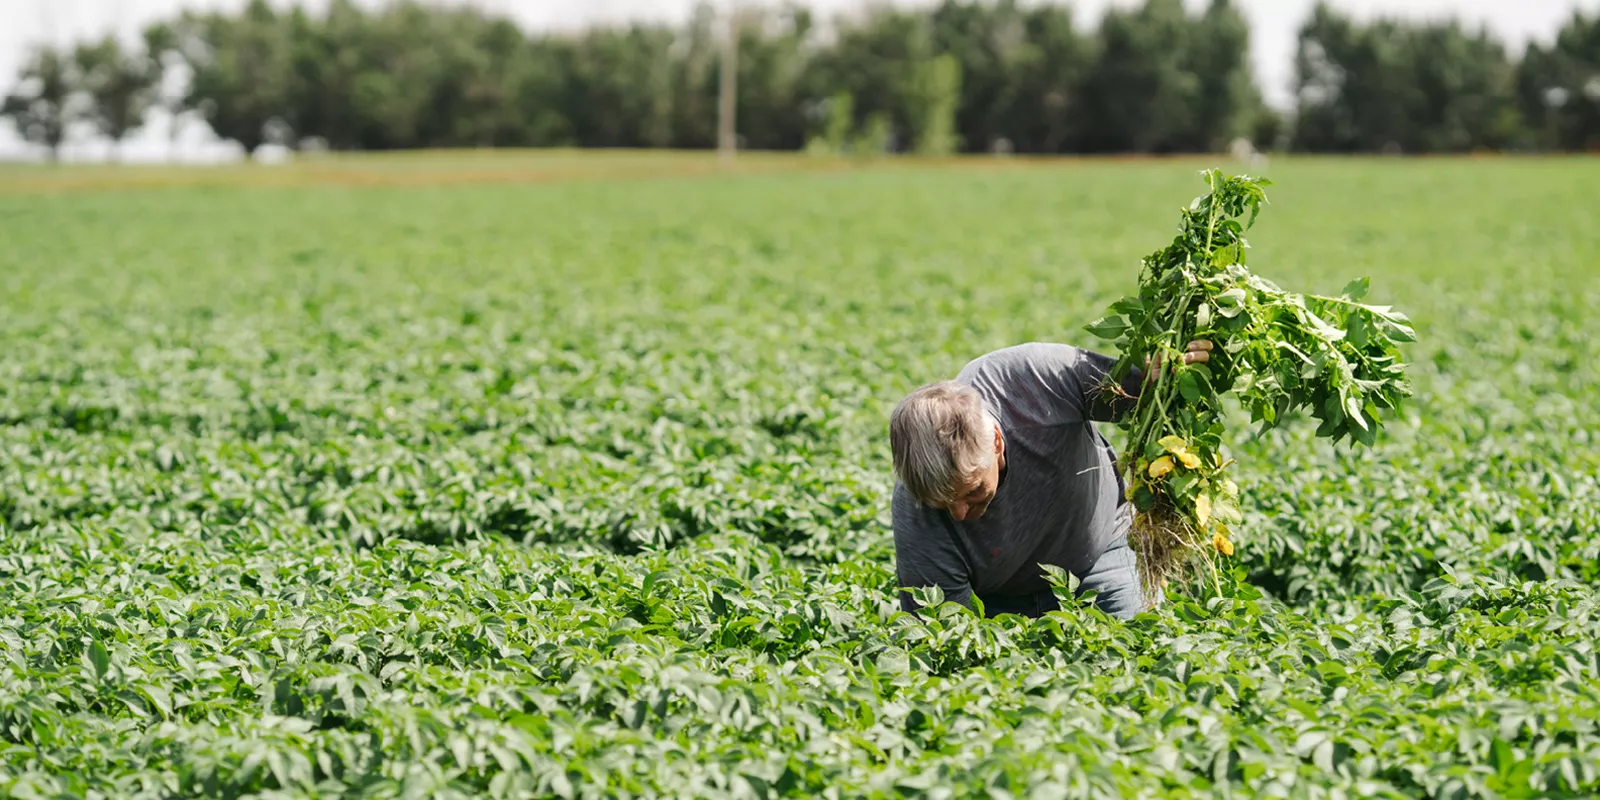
[717,0,739,163]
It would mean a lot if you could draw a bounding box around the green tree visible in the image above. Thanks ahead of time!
[1408,21,1521,152]
[13,0,1562,158]
[2,45,75,162]
[1291,2,1363,151]
[1517,11,1600,151]
[927,0,1025,153]
[1293,4,1518,153]
[665,3,720,150]
[142,23,191,160]
[1185,0,1258,152]
[733,4,813,151]
[805,7,926,152]
[925,0,1092,154]
[512,39,578,147]
[1077,0,1255,154]
[73,35,161,161]
[1009,5,1095,153]
[1078,0,1191,153]
[561,24,678,148]
[177,0,298,155]
[909,54,962,155]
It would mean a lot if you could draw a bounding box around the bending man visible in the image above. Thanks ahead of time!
[888,340,1210,619]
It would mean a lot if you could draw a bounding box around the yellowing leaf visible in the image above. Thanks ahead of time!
[1195,495,1212,527]
[1178,451,1201,469]
[1158,435,1188,454]
[1213,532,1234,556]
[1148,456,1174,479]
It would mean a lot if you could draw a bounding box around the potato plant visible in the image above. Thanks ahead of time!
[1088,170,1416,599]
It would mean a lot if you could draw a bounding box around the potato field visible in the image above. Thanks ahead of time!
[2,155,1599,799]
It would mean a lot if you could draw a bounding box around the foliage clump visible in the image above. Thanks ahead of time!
[1088,169,1416,601]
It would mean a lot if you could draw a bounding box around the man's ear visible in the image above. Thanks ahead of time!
[993,422,1004,455]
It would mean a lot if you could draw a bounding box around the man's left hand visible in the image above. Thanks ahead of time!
[1146,340,1213,379]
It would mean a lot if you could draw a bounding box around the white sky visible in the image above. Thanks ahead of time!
[2,0,1595,161]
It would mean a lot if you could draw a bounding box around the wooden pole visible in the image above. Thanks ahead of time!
[717,1,739,163]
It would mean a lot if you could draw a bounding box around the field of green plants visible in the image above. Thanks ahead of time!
[3,155,1599,799]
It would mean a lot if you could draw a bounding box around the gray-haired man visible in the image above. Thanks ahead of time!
[888,340,1211,620]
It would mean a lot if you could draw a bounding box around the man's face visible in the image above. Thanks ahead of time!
[937,423,1003,522]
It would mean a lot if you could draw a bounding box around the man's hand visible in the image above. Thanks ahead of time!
[1146,340,1212,381]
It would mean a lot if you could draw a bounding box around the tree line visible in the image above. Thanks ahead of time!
[4,0,1598,161]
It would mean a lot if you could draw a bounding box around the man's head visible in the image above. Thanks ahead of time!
[889,381,1005,522]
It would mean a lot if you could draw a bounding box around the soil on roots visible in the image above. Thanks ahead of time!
[1129,504,1205,609]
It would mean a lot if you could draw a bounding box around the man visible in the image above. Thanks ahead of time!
[888,340,1212,620]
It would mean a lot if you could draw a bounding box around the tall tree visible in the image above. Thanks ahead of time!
[1516,11,1600,151]
[926,0,1093,154]
[908,54,962,154]
[512,38,578,147]
[16,0,1565,158]
[177,0,298,155]
[142,23,191,161]
[927,0,1025,153]
[1078,0,1201,153]
[1185,0,1258,152]
[733,4,812,152]
[2,46,75,162]
[1291,2,1361,151]
[1293,3,1520,153]
[666,3,720,150]
[1009,5,1095,153]
[1407,21,1520,152]
[560,24,678,148]
[73,35,161,161]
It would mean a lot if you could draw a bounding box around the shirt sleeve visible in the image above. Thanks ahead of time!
[1075,347,1145,424]
[972,343,1142,427]
[892,488,974,614]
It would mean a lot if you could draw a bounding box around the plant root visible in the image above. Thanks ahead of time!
[1129,503,1209,610]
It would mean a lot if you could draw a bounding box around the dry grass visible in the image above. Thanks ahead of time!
[0,149,1227,196]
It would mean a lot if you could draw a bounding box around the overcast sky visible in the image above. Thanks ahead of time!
[2,0,1595,161]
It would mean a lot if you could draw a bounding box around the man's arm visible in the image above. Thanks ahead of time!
[1079,349,1145,424]
[1079,341,1215,423]
[893,491,975,614]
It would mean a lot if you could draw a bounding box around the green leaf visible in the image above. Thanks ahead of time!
[1085,315,1128,340]
[85,641,110,682]
[1342,277,1370,301]
[643,570,670,596]
[1178,369,1204,403]
[1169,469,1199,500]
[1132,485,1156,512]
[1039,562,1076,593]
[143,684,173,718]
[1314,661,1349,686]
[1214,287,1246,309]
[1347,313,1370,348]
[1490,737,1515,778]
[876,647,910,674]
[1345,396,1367,429]
[1110,296,1145,315]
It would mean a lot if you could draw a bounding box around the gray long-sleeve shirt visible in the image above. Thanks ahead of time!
[892,342,1142,613]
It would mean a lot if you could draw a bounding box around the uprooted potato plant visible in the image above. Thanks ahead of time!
[1088,169,1417,601]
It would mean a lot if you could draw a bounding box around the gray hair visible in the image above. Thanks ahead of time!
[889,381,996,506]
